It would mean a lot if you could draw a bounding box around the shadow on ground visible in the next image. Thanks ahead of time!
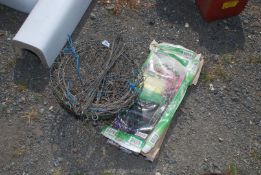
[2,1,98,93]
[50,112,159,174]
[0,5,27,34]
[156,0,245,54]
[0,5,49,92]
[13,50,49,92]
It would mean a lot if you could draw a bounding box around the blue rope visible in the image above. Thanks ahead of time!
[65,80,77,106]
[64,35,82,82]
[128,80,141,94]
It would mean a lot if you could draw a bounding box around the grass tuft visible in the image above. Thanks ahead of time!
[13,146,26,157]
[22,108,39,124]
[225,163,237,175]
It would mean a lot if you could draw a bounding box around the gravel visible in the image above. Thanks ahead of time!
[0,0,260,174]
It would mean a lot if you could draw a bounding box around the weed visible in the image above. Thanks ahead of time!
[201,53,237,83]
[250,149,261,161]
[225,163,237,175]
[221,54,235,64]
[0,59,16,74]
[13,146,26,157]
[32,94,42,102]
[17,83,28,92]
[22,108,39,124]
[5,59,16,71]
[201,65,226,82]
[247,55,261,64]
[52,167,62,175]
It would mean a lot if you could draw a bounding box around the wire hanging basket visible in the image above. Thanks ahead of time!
[50,36,143,121]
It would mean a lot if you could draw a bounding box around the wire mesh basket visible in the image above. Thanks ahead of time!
[50,36,143,121]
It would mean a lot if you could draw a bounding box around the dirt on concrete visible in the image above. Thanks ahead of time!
[0,0,260,174]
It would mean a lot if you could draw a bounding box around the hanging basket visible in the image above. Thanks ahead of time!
[50,37,143,120]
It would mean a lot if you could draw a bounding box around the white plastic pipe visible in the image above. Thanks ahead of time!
[0,0,92,67]
[0,0,38,13]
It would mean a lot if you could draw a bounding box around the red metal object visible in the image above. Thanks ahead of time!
[196,0,248,22]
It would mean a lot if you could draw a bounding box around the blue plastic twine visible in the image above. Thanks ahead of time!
[65,80,77,106]
[128,80,141,94]
[64,35,82,83]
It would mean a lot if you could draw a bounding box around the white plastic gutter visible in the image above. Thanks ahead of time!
[0,0,92,67]
[0,0,38,13]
